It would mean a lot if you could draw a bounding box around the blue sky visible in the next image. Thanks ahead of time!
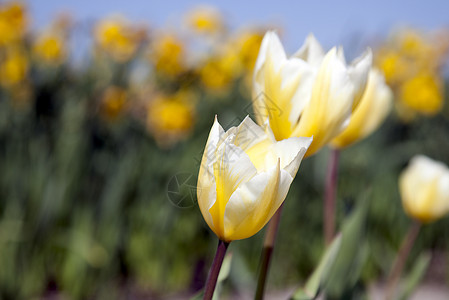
[30,0,449,53]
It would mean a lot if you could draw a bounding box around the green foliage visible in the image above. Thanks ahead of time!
[0,18,448,299]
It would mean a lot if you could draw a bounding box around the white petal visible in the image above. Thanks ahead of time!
[254,31,286,77]
[253,31,288,127]
[292,48,356,156]
[233,116,268,152]
[200,116,225,169]
[280,58,316,126]
[273,136,312,177]
[197,171,217,234]
[348,48,372,108]
[223,161,295,241]
[207,141,258,238]
[293,33,325,66]
[400,155,449,222]
[330,68,393,148]
[197,116,225,229]
[336,46,346,64]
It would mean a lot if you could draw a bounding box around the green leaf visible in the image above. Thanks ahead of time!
[291,191,371,300]
[396,252,431,300]
[324,192,370,297]
[291,235,342,300]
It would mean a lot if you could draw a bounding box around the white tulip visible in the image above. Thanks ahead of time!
[197,116,312,241]
[400,155,449,223]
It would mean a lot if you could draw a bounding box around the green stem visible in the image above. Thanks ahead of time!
[385,221,421,300]
[324,148,340,245]
[254,203,284,300]
[203,239,229,300]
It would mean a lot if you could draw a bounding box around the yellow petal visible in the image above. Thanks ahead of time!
[235,117,312,175]
[223,160,291,241]
[208,138,257,239]
[253,31,314,141]
[347,49,373,109]
[331,68,393,148]
[197,116,225,234]
[293,48,355,156]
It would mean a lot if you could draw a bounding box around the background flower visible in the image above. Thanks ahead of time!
[400,155,449,223]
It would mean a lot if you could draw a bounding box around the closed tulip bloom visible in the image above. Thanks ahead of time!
[400,155,449,223]
[197,116,312,242]
[331,69,393,148]
[252,31,372,156]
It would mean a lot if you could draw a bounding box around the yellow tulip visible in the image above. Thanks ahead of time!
[235,30,264,72]
[186,6,224,35]
[100,86,127,121]
[149,34,185,77]
[0,47,28,87]
[377,50,409,86]
[94,16,140,62]
[199,46,241,92]
[33,33,66,64]
[399,72,443,116]
[331,69,393,148]
[0,2,27,46]
[252,32,372,156]
[197,116,312,241]
[146,90,195,147]
[400,156,449,223]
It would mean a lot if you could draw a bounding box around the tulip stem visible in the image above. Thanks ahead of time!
[324,148,340,245]
[203,239,229,300]
[385,221,421,300]
[255,203,284,300]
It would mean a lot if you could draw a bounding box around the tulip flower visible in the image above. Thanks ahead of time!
[386,155,449,300]
[252,31,372,157]
[331,68,393,149]
[198,116,311,299]
[400,155,449,223]
[399,72,444,116]
[252,32,371,299]
[323,68,392,245]
[197,116,312,242]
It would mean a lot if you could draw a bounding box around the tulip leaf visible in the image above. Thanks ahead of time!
[190,252,233,300]
[323,191,371,298]
[291,235,342,300]
[291,191,370,300]
[396,252,431,300]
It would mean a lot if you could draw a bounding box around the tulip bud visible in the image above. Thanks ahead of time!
[400,155,449,223]
[197,116,312,241]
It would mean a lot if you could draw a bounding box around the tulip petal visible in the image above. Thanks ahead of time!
[294,33,325,66]
[348,49,372,109]
[293,48,356,156]
[331,68,393,148]
[272,136,313,177]
[253,32,315,141]
[400,155,449,223]
[223,160,294,241]
[199,116,225,173]
[281,59,315,129]
[232,115,268,151]
[254,31,286,77]
[208,140,257,239]
[197,117,225,234]
[240,120,312,175]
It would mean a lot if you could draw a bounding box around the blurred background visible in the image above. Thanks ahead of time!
[1,0,449,299]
